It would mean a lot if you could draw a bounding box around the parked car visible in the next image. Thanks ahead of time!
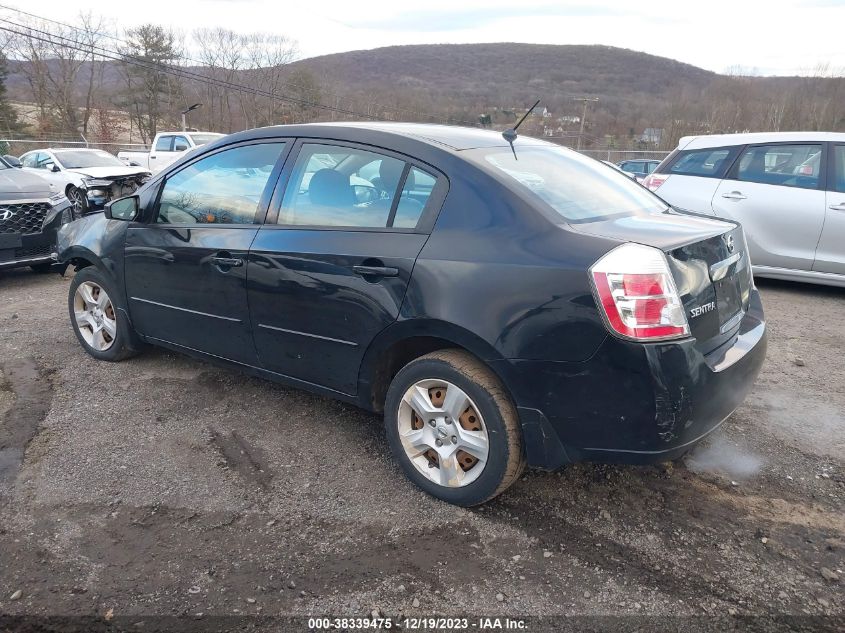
[18,148,151,216]
[0,156,72,272]
[643,132,845,287]
[617,158,660,182]
[117,131,225,174]
[57,123,766,505]
[601,160,637,179]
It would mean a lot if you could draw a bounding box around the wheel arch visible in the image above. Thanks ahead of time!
[357,319,514,414]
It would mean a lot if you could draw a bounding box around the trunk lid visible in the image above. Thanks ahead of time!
[573,210,752,352]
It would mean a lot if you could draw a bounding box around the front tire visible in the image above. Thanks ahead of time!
[68,267,140,361]
[384,350,525,506]
[66,185,88,219]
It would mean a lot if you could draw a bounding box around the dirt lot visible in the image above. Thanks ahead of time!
[0,268,842,632]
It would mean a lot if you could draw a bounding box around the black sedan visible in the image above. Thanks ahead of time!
[56,123,767,506]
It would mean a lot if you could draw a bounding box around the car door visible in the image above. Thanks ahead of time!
[814,143,845,275]
[123,140,289,364]
[652,145,741,214]
[149,135,174,173]
[711,142,826,271]
[247,140,447,395]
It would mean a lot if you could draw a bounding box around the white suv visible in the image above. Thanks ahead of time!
[644,132,845,287]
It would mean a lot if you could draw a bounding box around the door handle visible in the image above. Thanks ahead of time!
[211,256,243,267]
[829,203,845,211]
[352,265,399,278]
[721,191,747,200]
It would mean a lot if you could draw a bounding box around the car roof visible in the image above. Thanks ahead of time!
[678,131,845,150]
[236,122,555,152]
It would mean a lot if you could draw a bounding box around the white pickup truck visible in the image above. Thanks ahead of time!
[118,131,224,174]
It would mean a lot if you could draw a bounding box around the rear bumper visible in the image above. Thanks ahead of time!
[495,290,767,468]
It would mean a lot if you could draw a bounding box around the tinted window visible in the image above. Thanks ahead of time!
[835,146,845,194]
[156,143,284,225]
[279,143,408,228]
[669,147,736,177]
[466,145,667,223]
[173,136,190,152]
[393,167,435,228]
[736,144,822,190]
[155,136,173,152]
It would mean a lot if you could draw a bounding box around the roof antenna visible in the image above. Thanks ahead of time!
[502,98,540,160]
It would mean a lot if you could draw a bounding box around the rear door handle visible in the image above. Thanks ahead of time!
[352,265,399,277]
[211,256,243,267]
[721,191,747,200]
[829,203,845,211]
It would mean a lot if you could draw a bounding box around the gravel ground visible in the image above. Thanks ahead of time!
[0,269,842,632]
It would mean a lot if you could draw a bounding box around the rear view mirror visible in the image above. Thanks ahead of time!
[105,195,140,221]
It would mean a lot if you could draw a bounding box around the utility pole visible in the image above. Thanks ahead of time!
[574,97,599,150]
[181,103,203,132]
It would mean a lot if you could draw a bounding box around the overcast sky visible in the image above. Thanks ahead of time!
[7,0,845,76]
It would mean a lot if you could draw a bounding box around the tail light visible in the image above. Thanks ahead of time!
[642,173,669,191]
[590,243,689,341]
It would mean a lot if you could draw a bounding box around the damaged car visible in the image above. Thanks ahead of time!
[18,148,150,217]
[57,123,767,506]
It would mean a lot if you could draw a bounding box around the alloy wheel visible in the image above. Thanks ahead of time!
[73,281,117,351]
[397,379,489,487]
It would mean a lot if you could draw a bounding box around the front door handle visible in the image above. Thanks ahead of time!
[829,203,845,211]
[352,265,399,278]
[211,256,243,268]
[721,191,747,200]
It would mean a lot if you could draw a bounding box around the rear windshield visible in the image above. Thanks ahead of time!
[465,145,667,223]
[189,134,224,146]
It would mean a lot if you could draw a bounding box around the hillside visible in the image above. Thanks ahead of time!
[289,43,717,116]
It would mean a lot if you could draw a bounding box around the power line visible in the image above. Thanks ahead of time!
[0,3,474,126]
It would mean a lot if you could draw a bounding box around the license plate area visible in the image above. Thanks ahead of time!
[0,234,23,249]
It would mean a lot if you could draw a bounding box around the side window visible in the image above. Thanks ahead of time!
[736,144,822,189]
[278,143,407,228]
[393,167,436,228]
[669,147,736,178]
[156,142,285,225]
[834,146,845,194]
[173,136,190,152]
[154,136,173,153]
[21,153,38,168]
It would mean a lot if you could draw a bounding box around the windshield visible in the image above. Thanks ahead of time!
[466,145,668,223]
[54,150,124,169]
[189,133,224,146]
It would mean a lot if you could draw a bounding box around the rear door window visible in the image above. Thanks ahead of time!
[834,145,845,193]
[735,144,823,190]
[278,143,433,230]
[667,147,739,178]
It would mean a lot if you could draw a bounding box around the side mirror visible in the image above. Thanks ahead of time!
[52,164,61,172]
[105,195,140,221]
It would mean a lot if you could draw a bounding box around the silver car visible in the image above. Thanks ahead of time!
[644,132,845,287]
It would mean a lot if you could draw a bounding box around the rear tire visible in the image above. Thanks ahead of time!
[384,349,525,506]
[68,267,141,362]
